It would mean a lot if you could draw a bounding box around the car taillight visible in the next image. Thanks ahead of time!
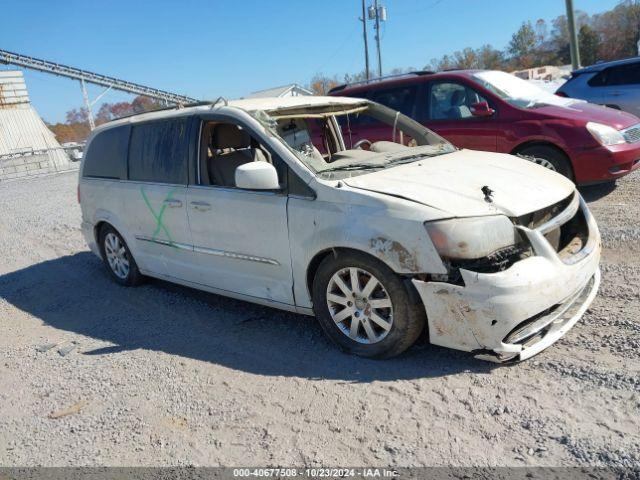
[555,91,568,98]
[77,185,81,203]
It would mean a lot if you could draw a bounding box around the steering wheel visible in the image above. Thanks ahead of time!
[353,139,372,150]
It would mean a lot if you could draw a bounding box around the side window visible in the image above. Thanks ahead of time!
[128,119,189,184]
[338,86,418,129]
[369,85,418,118]
[588,70,607,87]
[606,63,640,86]
[82,125,130,179]
[199,121,286,189]
[590,63,640,87]
[429,82,488,120]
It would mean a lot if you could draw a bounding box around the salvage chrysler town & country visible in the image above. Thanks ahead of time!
[79,96,601,362]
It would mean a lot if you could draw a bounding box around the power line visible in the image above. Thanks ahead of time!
[393,0,444,17]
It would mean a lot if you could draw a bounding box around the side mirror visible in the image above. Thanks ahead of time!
[235,162,280,190]
[470,101,495,117]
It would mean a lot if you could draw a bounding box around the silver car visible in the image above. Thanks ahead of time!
[557,57,640,117]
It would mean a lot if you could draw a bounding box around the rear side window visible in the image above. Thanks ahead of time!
[339,85,418,127]
[370,86,418,117]
[128,119,189,184]
[589,63,640,87]
[82,125,130,179]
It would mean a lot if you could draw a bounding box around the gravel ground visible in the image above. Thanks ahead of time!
[0,170,638,467]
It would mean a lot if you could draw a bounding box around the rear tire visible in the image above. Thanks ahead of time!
[312,251,425,359]
[99,225,143,286]
[517,145,573,180]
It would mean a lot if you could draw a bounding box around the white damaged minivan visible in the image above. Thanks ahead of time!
[79,96,601,362]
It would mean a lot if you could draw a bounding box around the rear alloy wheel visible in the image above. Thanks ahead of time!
[313,251,425,358]
[99,225,143,286]
[518,145,573,180]
[104,232,130,280]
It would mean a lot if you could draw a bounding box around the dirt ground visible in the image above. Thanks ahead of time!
[0,170,638,467]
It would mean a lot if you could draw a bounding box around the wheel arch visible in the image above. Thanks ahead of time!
[510,140,574,178]
[93,221,112,258]
[94,220,110,244]
[305,247,422,308]
[510,139,569,158]
[93,220,136,260]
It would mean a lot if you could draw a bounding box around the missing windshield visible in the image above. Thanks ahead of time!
[250,102,455,179]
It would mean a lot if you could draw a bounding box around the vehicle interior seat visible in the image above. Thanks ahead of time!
[370,141,409,153]
[448,90,471,119]
[208,124,267,187]
[431,91,447,119]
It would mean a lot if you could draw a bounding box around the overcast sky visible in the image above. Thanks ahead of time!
[1,0,620,123]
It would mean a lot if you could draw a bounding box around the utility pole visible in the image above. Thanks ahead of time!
[374,0,382,77]
[360,0,370,80]
[565,0,581,70]
[366,1,386,77]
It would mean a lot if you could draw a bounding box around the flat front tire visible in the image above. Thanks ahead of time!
[312,251,425,359]
[99,225,143,286]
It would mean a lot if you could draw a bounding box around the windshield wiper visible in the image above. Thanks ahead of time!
[384,148,450,166]
[317,163,385,174]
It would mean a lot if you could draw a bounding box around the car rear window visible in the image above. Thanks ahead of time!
[128,119,189,184]
[82,125,131,179]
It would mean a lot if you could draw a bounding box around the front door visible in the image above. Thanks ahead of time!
[425,80,499,151]
[184,120,294,306]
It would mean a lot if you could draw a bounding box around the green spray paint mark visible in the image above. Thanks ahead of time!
[140,186,178,246]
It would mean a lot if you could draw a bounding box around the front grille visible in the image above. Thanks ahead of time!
[514,193,574,230]
[513,191,588,262]
[623,124,640,143]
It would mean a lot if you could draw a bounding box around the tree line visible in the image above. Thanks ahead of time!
[48,96,164,144]
[309,0,640,94]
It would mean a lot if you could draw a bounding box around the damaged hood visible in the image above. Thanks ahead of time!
[343,149,575,217]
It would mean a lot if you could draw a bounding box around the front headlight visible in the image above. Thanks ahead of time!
[424,215,519,259]
[586,122,625,146]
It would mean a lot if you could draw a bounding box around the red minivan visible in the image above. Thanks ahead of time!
[329,69,640,184]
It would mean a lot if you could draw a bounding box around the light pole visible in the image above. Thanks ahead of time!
[565,0,581,70]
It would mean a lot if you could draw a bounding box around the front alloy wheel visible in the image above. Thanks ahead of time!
[313,251,425,358]
[326,267,393,344]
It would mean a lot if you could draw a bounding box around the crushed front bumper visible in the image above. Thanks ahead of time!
[412,195,601,362]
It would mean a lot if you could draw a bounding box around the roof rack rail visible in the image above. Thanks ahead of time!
[209,96,229,108]
[329,70,434,93]
[106,99,227,123]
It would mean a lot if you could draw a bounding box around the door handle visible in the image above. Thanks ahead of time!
[163,199,183,208]
[190,201,211,211]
